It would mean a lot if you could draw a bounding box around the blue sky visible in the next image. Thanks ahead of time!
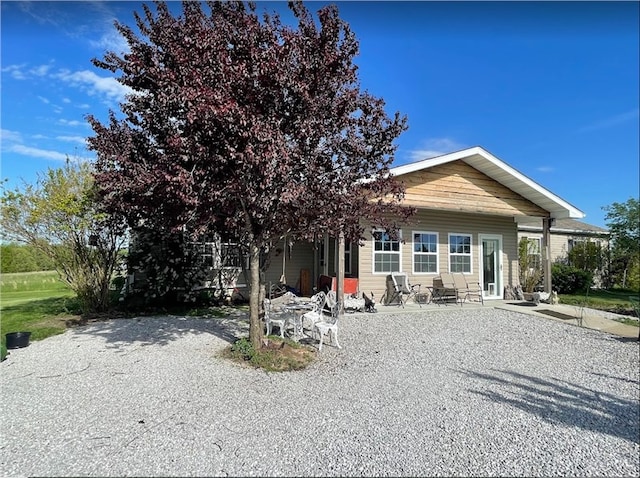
[1,1,639,228]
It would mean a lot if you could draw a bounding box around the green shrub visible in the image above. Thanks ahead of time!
[230,337,255,361]
[222,336,315,372]
[552,263,593,294]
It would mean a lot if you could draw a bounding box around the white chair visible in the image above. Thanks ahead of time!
[263,298,288,338]
[391,272,422,308]
[313,294,341,351]
[301,291,326,332]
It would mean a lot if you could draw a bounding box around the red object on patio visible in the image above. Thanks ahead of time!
[319,275,359,295]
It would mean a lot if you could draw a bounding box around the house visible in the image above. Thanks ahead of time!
[260,146,586,302]
[517,217,610,287]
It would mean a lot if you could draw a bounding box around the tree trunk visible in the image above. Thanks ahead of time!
[248,242,263,349]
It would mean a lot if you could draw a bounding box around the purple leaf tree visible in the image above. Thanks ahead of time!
[88,1,414,348]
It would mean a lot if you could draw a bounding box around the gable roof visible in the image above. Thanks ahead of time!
[390,146,585,220]
[518,217,609,236]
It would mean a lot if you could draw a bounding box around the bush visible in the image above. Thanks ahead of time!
[552,263,593,294]
[230,337,255,361]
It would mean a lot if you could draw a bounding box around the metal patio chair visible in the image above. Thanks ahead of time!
[391,272,422,308]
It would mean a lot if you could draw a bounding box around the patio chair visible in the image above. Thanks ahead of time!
[462,276,484,305]
[301,291,327,332]
[451,273,484,305]
[390,272,422,308]
[313,297,341,351]
[263,298,289,338]
[439,272,463,306]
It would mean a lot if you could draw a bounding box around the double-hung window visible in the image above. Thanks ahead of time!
[522,237,541,270]
[413,231,438,273]
[373,230,401,273]
[449,233,472,273]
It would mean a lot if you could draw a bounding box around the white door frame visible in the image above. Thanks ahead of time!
[479,234,503,300]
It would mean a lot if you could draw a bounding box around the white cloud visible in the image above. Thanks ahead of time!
[408,138,468,161]
[55,69,131,102]
[30,64,53,77]
[579,108,640,133]
[2,129,92,163]
[37,95,51,104]
[536,166,555,173]
[56,135,88,145]
[1,129,23,142]
[62,98,72,104]
[8,144,69,162]
[2,63,55,80]
[90,29,130,55]
[1,64,28,80]
[58,119,84,127]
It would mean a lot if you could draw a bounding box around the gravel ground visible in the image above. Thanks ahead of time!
[1,308,638,477]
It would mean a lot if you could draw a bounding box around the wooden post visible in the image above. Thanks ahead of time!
[542,217,553,293]
[337,231,345,317]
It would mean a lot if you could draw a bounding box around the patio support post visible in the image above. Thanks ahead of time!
[337,231,345,317]
[542,217,553,293]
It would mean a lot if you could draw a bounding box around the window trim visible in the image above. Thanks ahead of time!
[523,236,542,271]
[448,232,473,274]
[344,241,352,275]
[412,230,439,275]
[371,228,402,274]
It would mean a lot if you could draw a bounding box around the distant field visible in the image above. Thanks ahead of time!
[1,271,77,347]
[1,271,73,307]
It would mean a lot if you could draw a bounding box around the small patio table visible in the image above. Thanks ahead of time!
[283,302,314,339]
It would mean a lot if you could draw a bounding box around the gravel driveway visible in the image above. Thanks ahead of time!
[1,308,638,477]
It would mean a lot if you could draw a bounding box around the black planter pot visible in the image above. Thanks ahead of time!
[5,332,31,349]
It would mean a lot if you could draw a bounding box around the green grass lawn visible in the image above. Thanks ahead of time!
[559,288,640,323]
[1,271,80,351]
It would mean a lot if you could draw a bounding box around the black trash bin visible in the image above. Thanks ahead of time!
[5,332,31,349]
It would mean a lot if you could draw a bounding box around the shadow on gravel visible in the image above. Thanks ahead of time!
[71,313,250,348]
[462,368,640,444]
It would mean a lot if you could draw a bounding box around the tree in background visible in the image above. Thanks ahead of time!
[87,1,412,348]
[603,197,639,290]
[0,243,55,273]
[567,240,609,287]
[0,161,127,312]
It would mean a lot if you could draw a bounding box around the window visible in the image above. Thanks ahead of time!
[568,237,586,252]
[220,239,247,269]
[344,242,352,275]
[524,237,541,270]
[413,231,438,273]
[449,233,472,273]
[373,230,401,273]
[190,234,247,270]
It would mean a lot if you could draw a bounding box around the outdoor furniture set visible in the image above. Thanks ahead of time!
[263,291,341,351]
[386,271,484,307]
